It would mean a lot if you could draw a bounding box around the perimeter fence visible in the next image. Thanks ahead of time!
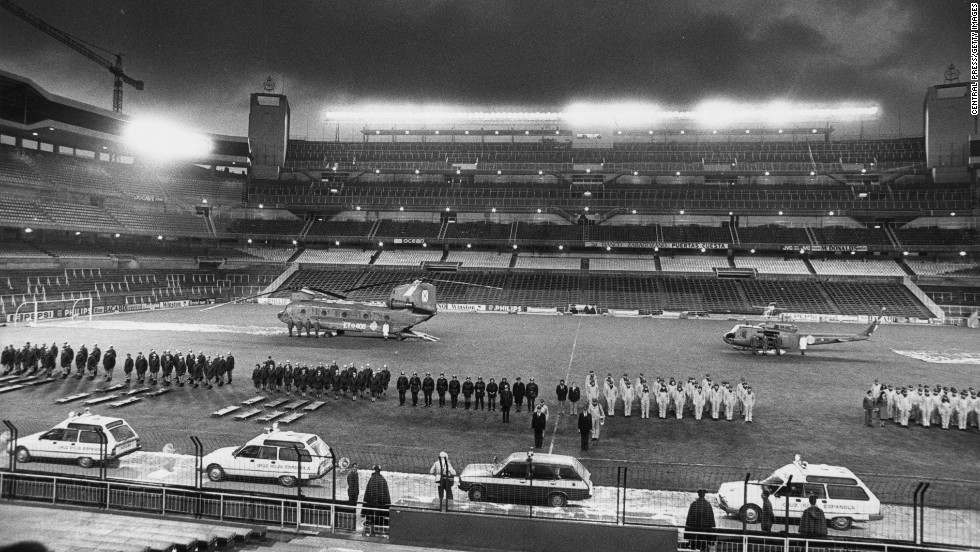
[1,419,978,548]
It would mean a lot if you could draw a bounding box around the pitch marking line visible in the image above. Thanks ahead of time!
[549,318,583,454]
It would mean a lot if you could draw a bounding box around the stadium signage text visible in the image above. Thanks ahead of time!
[6,310,55,323]
[133,194,164,202]
[393,238,425,244]
[94,305,123,314]
[585,241,728,250]
[782,245,869,252]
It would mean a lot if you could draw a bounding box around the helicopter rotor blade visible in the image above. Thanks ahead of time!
[427,278,503,291]
[341,280,410,294]
[201,289,284,311]
[305,286,348,300]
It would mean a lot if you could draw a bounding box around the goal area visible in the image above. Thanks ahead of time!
[10,297,94,326]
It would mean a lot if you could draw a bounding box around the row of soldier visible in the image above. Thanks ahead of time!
[583,371,757,422]
[1,342,235,388]
[867,381,980,430]
[252,358,392,400]
[394,372,552,413]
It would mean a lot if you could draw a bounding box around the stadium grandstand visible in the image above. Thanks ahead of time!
[0,69,977,326]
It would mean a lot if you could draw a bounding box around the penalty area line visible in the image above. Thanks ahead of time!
[549,318,582,454]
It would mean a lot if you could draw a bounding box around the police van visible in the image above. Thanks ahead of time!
[457,452,593,507]
[716,455,883,530]
[202,426,334,487]
[8,409,141,468]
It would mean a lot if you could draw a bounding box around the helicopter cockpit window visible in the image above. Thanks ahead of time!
[300,309,306,315]
[341,312,348,318]
[321,310,327,316]
[363,313,369,319]
[384,315,390,320]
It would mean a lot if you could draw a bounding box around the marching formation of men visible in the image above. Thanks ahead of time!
[2,342,236,389]
[251,359,391,401]
[865,380,980,431]
[583,371,757,422]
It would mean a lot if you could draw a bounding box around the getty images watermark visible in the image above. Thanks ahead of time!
[972,3,978,115]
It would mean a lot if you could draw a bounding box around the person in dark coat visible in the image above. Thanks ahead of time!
[486,378,499,411]
[798,495,828,537]
[134,352,148,384]
[362,465,391,534]
[448,375,461,408]
[568,381,581,413]
[461,377,474,410]
[684,490,716,552]
[760,489,774,532]
[863,390,876,427]
[474,377,486,410]
[174,352,187,386]
[513,377,526,412]
[525,378,539,408]
[556,379,569,415]
[409,372,422,406]
[59,343,73,379]
[102,346,116,382]
[252,364,263,390]
[346,463,360,504]
[531,404,547,448]
[161,350,173,385]
[225,352,235,384]
[74,344,87,379]
[396,371,409,405]
[577,406,593,451]
[147,350,160,385]
[123,353,134,382]
[499,387,513,423]
[435,373,449,407]
[422,372,435,407]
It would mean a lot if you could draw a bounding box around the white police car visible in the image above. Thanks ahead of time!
[202,426,334,487]
[457,452,593,507]
[717,455,883,530]
[8,409,140,468]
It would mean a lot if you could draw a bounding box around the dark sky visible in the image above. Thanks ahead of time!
[0,0,968,138]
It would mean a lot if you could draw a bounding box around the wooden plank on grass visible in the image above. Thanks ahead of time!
[277,412,305,424]
[146,388,171,397]
[109,397,142,408]
[233,408,262,420]
[262,398,288,409]
[302,401,326,411]
[84,393,122,405]
[0,384,26,394]
[255,410,285,422]
[56,393,92,403]
[241,396,265,406]
[282,400,309,410]
[95,384,127,393]
[125,387,152,396]
[212,405,241,417]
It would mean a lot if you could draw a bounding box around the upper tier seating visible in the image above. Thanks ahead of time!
[736,226,810,245]
[589,224,660,242]
[0,197,51,226]
[514,255,581,270]
[235,246,294,263]
[589,255,659,272]
[444,222,512,241]
[809,259,906,277]
[306,220,375,237]
[906,260,980,276]
[734,257,811,275]
[226,218,305,236]
[516,223,585,241]
[894,227,976,248]
[374,250,444,266]
[659,225,733,244]
[740,280,836,314]
[0,242,51,259]
[295,248,375,265]
[111,208,210,237]
[811,227,893,246]
[824,282,929,318]
[374,220,442,239]
[659,256,729,273]
[37,203,124,233]
[444,251,513,268]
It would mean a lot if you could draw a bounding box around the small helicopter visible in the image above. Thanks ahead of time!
[209,278,498,341]
[723,309,884,356]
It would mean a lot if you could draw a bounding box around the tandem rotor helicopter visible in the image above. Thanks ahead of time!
[723,304,884,356]
[207,278,500,341]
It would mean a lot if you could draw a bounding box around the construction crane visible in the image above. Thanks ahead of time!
[1,0,144,113]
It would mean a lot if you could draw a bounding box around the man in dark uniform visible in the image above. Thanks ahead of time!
[372,370,384,401]
[499,385,513,423]
[409,371,422,407]
[531,403,547,448]
[513,377,526,413]
[422,372,435,407]
[193,353,206,388]
[134,352,148,384]
[102,346,116,382]
[578,406,592,450]
[252,363,264,390]
[185,351,196,387]
[798,494,828,537]
[314,364,327,399]
[568,381,581,414]
[556,379,569,416]
[760,489,774,532]
[462,376,474,410]
[147,349,160,385]
[396,371,409,406]
[525,377,539,410]
[283,363,295,395]
[86,343,102,380]
[486,378,499,411]
[216,354,227,387]
[296,364,309,396]
[272,361,285,393]
[474,376,486,410]
[684,490,717,552]
[123,353,134,383]
[435,373,449,407]
[21,342,34,375]
[448,375,461,408]
[381,365,391,396]
[0,345,11,374]
[59,342,73,379]
[74,343,87,379]
[225,352,235,384]
[174,351,187,386]
[44,342,58,378]
[338,364,353,399]
[161,350,173,385]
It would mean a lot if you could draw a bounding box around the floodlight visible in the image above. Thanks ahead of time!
[764,171,770,176]
[466,243,472,248]
[435,130,440,134]
[259,204,264,209]
[631,209,637,214]
[445,207,451,211]
[728,212,733,216]
[335,241,340,246]
[536,208,542,213]
[812,129,818,133]
[538,170,544,175]
[902,251,908,256]
[405,130,410,134]
[157,235,163,240]
[861,168,867,174]
[494,130,499,135]
[555,130,560,135]
[497,170,502,175]
[355,205,361,210]
[700,248,706,253]
[415,169,420,174]
[247,238,253,244]
[465,131,470,135]
[292,240,298,245]
[512,244,518,249]
[584,206,590,211]
[778,211,784,215]
[379,241,384,246]
[633,171,639,176]
[680,130,685,134]
[858,192,868,198]
[525,131,530,135]
[810,171,816,176]
[951,212,956,216]
[491,208,497,213]
[679,210,685,215]
[676,171,681,176]
[376,130,380,134]
[202,199,208,204]
[745,130,750,134]
[114,233,120,238]
[851,251,856,255]
[375,169,381,174]
[124,118,213,160]
[829,211,835,216]
[654,246,659,252]
[75,231,81,235]
[422,243,427,248]
[558,245,564,250]
[960,251,967,256]
[778,129,783,134]
[606,246,611,251]
[750,249,755,253]
[456,170,461,175]
[648,130,653,135]
[399,206,404,211]
[32,132,37,136]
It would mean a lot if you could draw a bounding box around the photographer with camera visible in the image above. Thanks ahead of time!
[429,451,456,512]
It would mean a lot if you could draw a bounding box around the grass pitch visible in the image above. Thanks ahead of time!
[2,304,978,496]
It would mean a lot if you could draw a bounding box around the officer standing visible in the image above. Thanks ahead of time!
[448,375,461,408]
[588,397,605,441]
[486,378,499,411]
[499,385,513,423]
[123,353,134,383]
[556,379,569,415]
[161,350,173,385]
[474,377,486,410]
[525,378,539,411]
[396,371,409,406]
[461,377,474,410]
[578,406,592,451]
[225,352,235,384]
[568,381,581,415]
[513,377,526,413]
[436,373,449,407]
[531,403,547,449]
[134,351,148,384]
[102,346,116,382]
[74,343,87,379]
[59,342,73,379]
[252,364,263,390]
[409,372,422,406]
[147,349,160,385]
[422,372,435,407]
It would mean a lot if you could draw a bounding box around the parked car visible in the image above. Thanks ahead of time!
[457,451,593,507]
[202,426,334,487]
[9,409,140,468]
[716,455,883,530]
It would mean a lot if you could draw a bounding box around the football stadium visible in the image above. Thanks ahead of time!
[0,2,978,552]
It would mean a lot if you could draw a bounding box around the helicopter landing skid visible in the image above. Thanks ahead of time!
[399,330,440,342]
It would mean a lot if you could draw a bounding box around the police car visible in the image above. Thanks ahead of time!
[8,409,140,468]
[716,455,883,530]
[202,426,334,487]
[457,452,593,507]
